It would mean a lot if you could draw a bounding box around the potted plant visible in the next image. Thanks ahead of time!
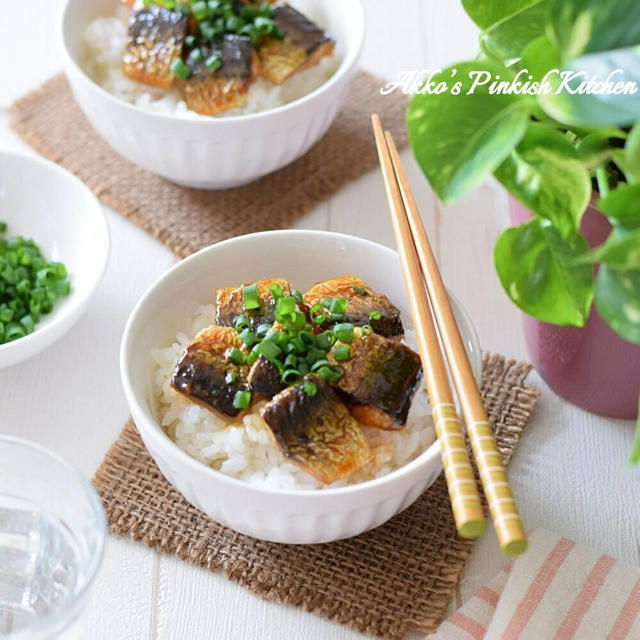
[407,0,640,445]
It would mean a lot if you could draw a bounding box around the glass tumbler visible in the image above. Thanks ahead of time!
[0,436,106,639]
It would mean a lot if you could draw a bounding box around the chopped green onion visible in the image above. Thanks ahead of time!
[170,57,192,79]
[225,371,237,384]
[185,35,197,48]
[321,297,332,308]
[282,369,301,384]
[176,2,191,15]
[199,21,217,39]
[258,339,281,360]
[240,328,259,348]
[369,310,381,321]
[269,282,283,299]
[207,0,222,11]
[361,324,373,335]
[247,349,260,365]
[333,323,354,343]
[226,15,244,32]
[205,54,223,71]
[309,303,326,324]
[275,295,296,318]
[234,314,250,331]
[333,345,351,361]
[189,48,204,63]
[352,285,368,296]
[192,0,210,20]
[227,347,246,365]
[256,322,271,337]
[314,332,333,350]
[303,379,318,397]
[291,289,303,303]
[5,322,25,342]
[329,297,348,316]
[316,365,343,383]
[233,390,251,410]
[284,354,298,368]
[243,283,260,310]
[310,358,330,372]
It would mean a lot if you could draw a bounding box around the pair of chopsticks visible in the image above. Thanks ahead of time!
[371,115,527,556]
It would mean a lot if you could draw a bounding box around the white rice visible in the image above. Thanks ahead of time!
[151,305,436,490]
[81,6,340,118]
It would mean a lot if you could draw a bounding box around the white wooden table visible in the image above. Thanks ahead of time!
[1,2,638,638]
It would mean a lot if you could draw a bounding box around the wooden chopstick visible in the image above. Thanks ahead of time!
[377,122,528,556]
[371,114,485,540]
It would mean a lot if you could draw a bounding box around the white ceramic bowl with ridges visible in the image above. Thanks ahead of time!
[120,231,482,544]
[0,152,109,368]
[56,0,365,189]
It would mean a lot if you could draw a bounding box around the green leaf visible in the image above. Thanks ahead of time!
[548,0,640,59]
[630,398,640,465]
[539,46,640,127]
[625,123,640,183]
[494,217,594,326]
[462,0,544,30]
[520,35,562,81]
[481,0,549,61]
[495,123,591,236]
[579,227,640,268]
[576,133,616,169]
[595,265,640,343]
[598,183,640,227]
[407,62,531,203]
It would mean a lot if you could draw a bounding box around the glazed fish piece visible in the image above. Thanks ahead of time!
[258,5,335,84]
[328,329,422,430]
[181,35,258,115]
[247,355,285,398]
[123,6,189,89]
[260,375,371,483]
[216,278,291,331]
[171,325,249,419]
[303,275,404,338]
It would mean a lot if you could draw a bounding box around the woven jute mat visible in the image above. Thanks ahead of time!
[93,353,538,640]
[9,71,407,258]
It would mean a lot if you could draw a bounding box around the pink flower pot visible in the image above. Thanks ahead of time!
[508,198,640,419]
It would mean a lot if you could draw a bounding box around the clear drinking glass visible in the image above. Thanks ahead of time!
[0,436,106,639]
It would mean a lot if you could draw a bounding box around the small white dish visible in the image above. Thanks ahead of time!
[56,0,365,189]
[121,230,482,544]
[0,151,109,368]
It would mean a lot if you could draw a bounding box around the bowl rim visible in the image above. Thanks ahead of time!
[0,150,110,359]
[121,229,482,498]
[55,0,366,125]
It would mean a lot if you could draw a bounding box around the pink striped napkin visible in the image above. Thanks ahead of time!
[427,529,640,640]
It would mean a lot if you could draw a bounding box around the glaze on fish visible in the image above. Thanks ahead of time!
[171,325,249,419]
[258,5,334,84]
[260,375,371,483]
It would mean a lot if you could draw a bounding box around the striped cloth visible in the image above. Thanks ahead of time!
[427,529,640,640]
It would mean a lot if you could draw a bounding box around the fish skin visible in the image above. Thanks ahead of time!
[258,4,334,84]
[303,275,404,338]
[171,325,249,419]
[123,6,189,88]
[248,355,286,398]
[181,35,259,115]
[216,278,291,332]
[328,329,422,429]
[260,375,372,483]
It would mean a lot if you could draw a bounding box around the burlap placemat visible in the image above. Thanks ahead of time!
[9,71,407,258]
[93,353,538,639]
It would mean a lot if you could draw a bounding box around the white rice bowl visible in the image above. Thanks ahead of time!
[152,305,435,491]
[81,5,341,118]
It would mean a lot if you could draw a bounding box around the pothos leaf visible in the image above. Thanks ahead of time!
[495,123,591,237]
[407,61,531,203]
[494,217,594,326]
[578,227,640,268]
[462,0,544,30]
[597,183,640,228]
[595,266,640,344]
[630,398,640,465]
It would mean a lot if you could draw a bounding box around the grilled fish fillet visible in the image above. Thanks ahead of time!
[216,278,291,331]
[171,325,249,419]
[260,375,371,483]
[181,35,259,115]
[303,275,404,338]
[328,329,422,430]
[123,6,189,88]
[258,5,334,84]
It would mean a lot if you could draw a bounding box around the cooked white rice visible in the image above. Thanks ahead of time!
[81,5,340,118]
[151,305,435,490]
